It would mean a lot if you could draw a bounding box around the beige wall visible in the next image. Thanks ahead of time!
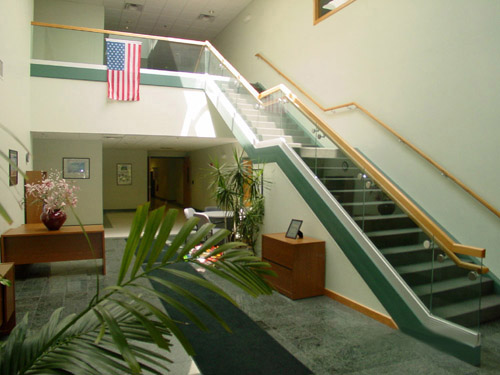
[0,0,33,235]
[33,0,104,64]
[103,149,148,210]
[259,163,388,315]
[33,139,103,225]
[31,78,235,141]
[188,142,241,211]
[215,0,500,274]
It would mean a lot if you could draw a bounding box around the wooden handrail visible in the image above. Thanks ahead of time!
[30,22,488,274]
[255,53,500,221]
[267,87,488,274]
[31,21,206,46]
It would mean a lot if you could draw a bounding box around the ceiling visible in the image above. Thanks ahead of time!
[32,132,239,152]
[69,0,253,41]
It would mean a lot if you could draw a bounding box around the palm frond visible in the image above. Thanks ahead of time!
[0,203,275,374]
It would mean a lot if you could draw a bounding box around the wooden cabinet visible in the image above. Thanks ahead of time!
[1,224,106,274]
[262,233,325,300]
[0,262,16,335]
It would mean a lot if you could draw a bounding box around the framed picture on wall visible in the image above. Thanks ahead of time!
[8,149,18,186]
[63,158,90,179]
[117,163,132,185]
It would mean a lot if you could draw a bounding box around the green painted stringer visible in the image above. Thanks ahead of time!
[31,64,205,89]
[215,107,481,364]
[251,145,481,365]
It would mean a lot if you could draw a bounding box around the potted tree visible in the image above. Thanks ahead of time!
[209,150,267,253]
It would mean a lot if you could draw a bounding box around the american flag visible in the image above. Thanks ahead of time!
[106,39,142,101]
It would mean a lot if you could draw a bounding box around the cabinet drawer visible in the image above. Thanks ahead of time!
[265,260,292,297]
[262,236,294,268]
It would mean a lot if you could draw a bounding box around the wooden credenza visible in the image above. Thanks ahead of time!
[262,233,325,300]
[0,262,15,335]
[1,224,106,274]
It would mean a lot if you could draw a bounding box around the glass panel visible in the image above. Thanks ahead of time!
[32,25,204,73]
[428,247,482,332]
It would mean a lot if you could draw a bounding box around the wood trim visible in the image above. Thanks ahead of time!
[254,53,500,222]
[31,21,206,46]
[271,88,488,274]
[324,288,398,329]
[313,0,357,25]
[453,244,486,258]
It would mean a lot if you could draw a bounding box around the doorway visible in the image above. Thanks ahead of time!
[148,156,191,209]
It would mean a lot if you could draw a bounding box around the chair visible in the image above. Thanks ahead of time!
[184,207,195,220]
[193,212,222,238]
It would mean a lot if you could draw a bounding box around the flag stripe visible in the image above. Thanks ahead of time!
[106,40,141,101]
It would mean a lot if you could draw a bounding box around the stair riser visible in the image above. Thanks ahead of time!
[356,217,417,232]
[400,266,469,287]
[384,249,434,267]
[419,280,494,309]
[447,306,500,327]
[369,232,423,248]
[252,128,305,137]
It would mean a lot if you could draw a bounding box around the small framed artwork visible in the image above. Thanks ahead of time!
[63,158,90,179]
[117,163,132,185]
[285,219,303,239]
[8,149,18,186]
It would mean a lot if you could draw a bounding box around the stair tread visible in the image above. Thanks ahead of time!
[342,201,396,207]
[380,243,428,255]
[432,295,500,319]
[396,259,455,274]
[413,277,485,296]
[366,227,422,237]
[332,188,381,193]
[353,213,408,221]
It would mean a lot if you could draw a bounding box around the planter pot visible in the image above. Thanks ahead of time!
[41,208,67,230]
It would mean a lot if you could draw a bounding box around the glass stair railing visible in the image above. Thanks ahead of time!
[203,48,500,334]
[300,148,500,329]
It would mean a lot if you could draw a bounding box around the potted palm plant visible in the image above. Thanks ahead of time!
[209,150,267,253]
[0,124,275,374]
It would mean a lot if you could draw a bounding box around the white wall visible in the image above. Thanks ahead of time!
[33,0,104,64]
[33,139,103,225]
[215,0,500,273]
[0,1,33,235]
[31,78,235,140]
[259,163,387,315]
[103,149,148,210]
[189,142,241,211]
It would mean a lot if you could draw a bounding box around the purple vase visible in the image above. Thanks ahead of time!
[41,208,67,230]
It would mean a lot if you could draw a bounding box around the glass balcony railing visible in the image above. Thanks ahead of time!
[32,23,206,74]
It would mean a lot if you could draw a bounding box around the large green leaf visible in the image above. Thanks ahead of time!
[0,205,275,374]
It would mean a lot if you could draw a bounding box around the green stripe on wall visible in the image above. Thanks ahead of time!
[30,64,205,89]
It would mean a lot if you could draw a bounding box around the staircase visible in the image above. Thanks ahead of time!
[218,83,317,148]
[216,79,500,328]
[297,148,500,328]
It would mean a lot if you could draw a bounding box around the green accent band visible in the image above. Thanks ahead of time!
[30,64,205,89]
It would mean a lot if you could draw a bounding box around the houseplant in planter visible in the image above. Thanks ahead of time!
[25,170,79,230]
[0,124,275,374]
[209,150,267,253]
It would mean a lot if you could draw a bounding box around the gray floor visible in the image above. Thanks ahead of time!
[5,213,500,374]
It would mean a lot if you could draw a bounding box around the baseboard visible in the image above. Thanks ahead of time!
[324,288,398,330]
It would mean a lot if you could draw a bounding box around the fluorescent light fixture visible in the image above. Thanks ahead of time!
[323,0,349,10]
